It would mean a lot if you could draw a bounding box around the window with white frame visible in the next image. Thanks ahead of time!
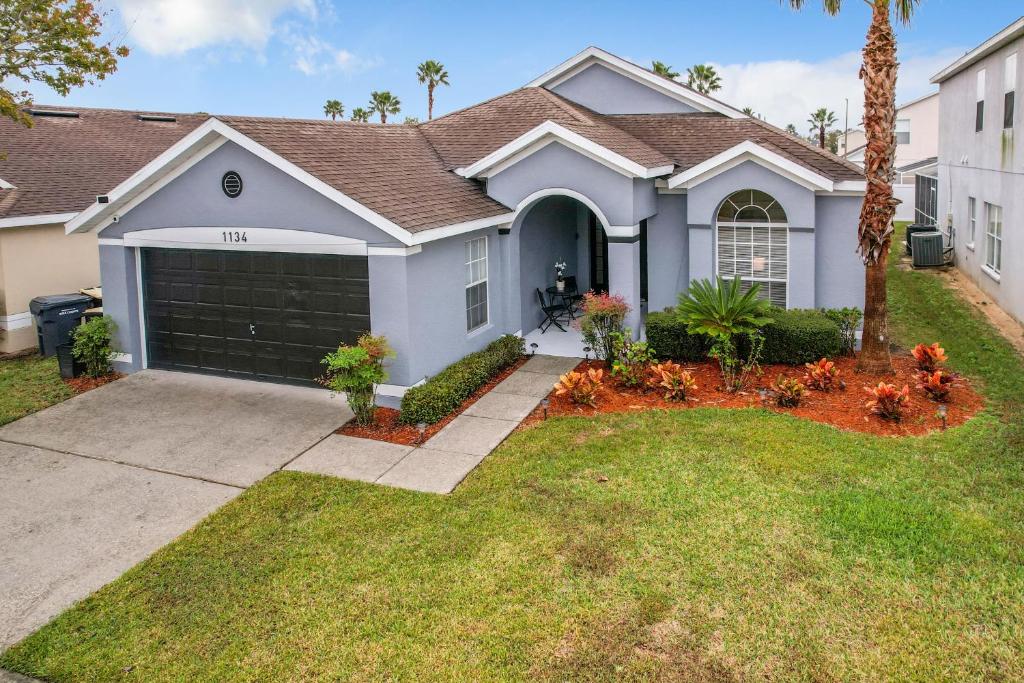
[967,196,977,247]
[984,203,1002,275]
[1005,53,1017,129]
[976,69,986,132]
[465,236,488,331]
[895,118,911,145]
[716,189,789,308]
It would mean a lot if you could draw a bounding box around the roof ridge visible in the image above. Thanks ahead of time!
[746,116,865,174]
[420,87,531,126]
[532,87,599,126]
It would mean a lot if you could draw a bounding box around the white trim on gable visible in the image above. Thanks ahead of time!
[456,120,674,180]
[0,178,15,190]
[0,212,78,230]
[527,47,747,120]
[511,187,613,232]
[666,141,836,192]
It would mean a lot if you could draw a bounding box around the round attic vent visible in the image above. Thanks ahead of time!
[221,171,243,198]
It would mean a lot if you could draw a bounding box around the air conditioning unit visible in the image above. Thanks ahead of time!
[911,231,945,268]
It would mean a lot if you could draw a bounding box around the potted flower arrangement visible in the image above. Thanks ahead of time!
[554,259,568,291]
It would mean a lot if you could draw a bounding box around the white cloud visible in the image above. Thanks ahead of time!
[115,0,316,55]
[281,31,378,76]
[709,47,964,131]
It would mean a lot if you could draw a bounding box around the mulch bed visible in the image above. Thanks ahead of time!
[64,372,122,394]
[338,356,528,446]
[521,354,984,437]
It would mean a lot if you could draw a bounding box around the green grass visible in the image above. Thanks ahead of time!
[3,231,1023,681]
[0,355,73,427]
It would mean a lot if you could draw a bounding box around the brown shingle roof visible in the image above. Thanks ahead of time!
[221,116,510,232]
[420,87,672,171]
[604,113,865,182]
[0,107,208,220]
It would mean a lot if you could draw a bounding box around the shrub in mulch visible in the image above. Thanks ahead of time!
[522,354,983,437]
[64,372,121,394]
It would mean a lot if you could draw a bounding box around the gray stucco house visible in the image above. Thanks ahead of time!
[932,17,1022,325]
[66,47,866,397]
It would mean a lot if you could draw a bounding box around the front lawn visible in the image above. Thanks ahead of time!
[0,355,73,427]
[4,232,1023,681]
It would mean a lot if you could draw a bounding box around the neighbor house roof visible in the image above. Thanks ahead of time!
[0,108,207,224]
[931,16,1024,84]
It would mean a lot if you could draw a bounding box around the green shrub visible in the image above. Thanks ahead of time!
[609,330,656,388]
[578,292,630,361]
[71,316,117,377]
[754,308,842,365]
[645,311,710,361]
[399,335,524,425]
[822,307,862,356]
[321,334,394,426]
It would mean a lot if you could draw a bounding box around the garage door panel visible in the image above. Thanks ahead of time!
[142,248,370,386]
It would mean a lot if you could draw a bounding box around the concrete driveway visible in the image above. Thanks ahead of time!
[0,370,346,648]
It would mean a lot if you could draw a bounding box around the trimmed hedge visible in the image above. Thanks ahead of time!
[756,308,842,365]
[645,310,710,362]
[399,334,525,425]
[647,307,841,366]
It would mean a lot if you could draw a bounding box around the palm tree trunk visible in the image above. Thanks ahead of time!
[428,85,434,120]
[856,0,898,374]
[819,126,826,149]
[380,112,387,124]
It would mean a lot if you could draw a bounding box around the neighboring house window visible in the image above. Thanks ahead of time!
[967,196,976,247]
[895,118,911,144]
[976,69,986,132]
[984,203,1002,275]
[1005,53,1017,129]
[716,189,789,308]
[465,236,488,331]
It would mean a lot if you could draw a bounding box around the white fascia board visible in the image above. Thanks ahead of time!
[457,121,671,180]
[0,212,77,230]
[526,47,747,119]
[66,118,419,247]
[406,212,515,246]
[831,180,867,193]
[0,178,15,189]
[666,141,834,192]
[931,17,1024,84]
[605,223,641,238]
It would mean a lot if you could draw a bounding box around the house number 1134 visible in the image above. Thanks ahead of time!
[222,231,247,243]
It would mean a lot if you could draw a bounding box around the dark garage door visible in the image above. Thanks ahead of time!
[142,248,370,385]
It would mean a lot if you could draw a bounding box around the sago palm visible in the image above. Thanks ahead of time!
[350,107,370,123]
[368,91,401,124]
[788,0,920,374]
[416,59,449,120]
[322,99,344,121]
[677,277,773,341]
[651,60,680,80]
[807,106,838,148]
[686,64,722,95]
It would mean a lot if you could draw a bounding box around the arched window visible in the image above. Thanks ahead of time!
[716,189,788,307]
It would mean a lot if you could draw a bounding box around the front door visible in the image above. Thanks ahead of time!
[588,212,609,293]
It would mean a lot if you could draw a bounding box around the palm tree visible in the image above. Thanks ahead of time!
[416,60,449,120]
[350,107,370,123]
[651,60,680,80]
[789,0,920,374]
[785,123,799,135]
[807,107,838,149]
[686,64,722,95]
[741,106,757,117]
[323,99,344,121]
[368,91,401,124]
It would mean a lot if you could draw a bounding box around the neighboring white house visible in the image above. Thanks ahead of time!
[932,16,1023,326]
[843,91,939,221]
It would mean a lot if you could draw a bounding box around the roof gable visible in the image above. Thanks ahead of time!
[527,47,746,119]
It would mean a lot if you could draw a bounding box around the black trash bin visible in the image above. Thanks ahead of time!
[29,294,93,357]
[55,342,87,379]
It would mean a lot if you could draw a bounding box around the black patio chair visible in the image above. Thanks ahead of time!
[536,288,569,333]
[563,275,585,315]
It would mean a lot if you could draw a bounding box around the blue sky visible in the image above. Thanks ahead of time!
[31,1,1024,130]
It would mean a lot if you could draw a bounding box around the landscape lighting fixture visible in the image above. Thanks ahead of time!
[541,398,550,420]
[416,422,427,444]
[530,342,539,356]
[936,404,947,430]
[583,346,591,360]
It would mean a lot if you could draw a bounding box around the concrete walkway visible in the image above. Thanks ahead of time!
[287,354,580,493]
